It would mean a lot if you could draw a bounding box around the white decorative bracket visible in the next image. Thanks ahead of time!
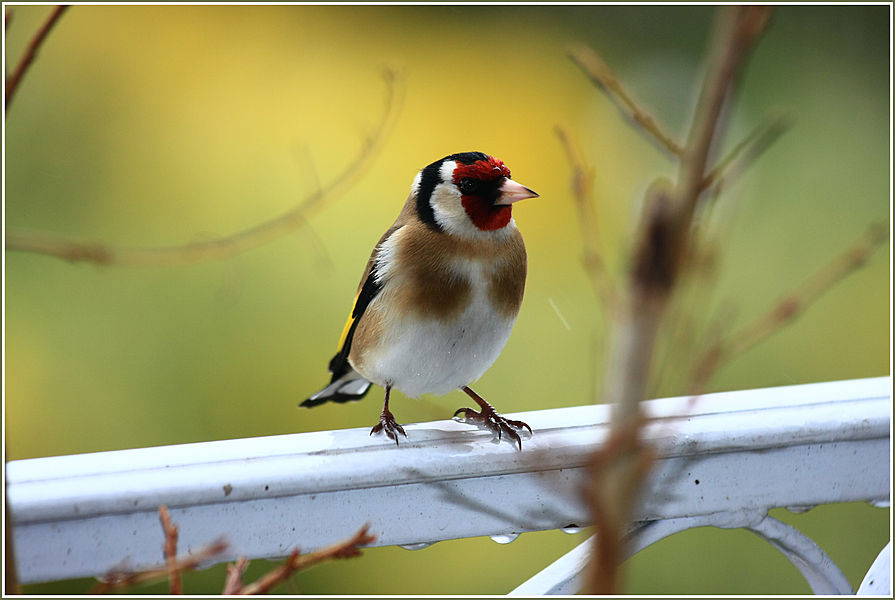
[511,512,858,595]
[857,541,891,595]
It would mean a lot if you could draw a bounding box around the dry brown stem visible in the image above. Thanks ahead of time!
[555,125,618,317]
[235,524,376,595]
[568,43,683,157]
[583,6,773,594]
[671,6,772,233]
[159,505,183,594]
[88,505,227,593]
[90,536,228,594]
[5,69,403,267]
[222,557,249,595]
[585,414,657,594]
[89,506,374,594]
[690,223,889,393]
[702,114,792,194]
[4,5,69,113]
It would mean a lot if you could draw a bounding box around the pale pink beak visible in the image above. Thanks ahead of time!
[495,178,539,205]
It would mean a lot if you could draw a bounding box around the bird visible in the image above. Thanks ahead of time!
[301,152,538,449]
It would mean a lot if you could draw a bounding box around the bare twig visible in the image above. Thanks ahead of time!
[92,506,372,594]
[159,506,183,594]
[702,114,792,193]
[90,537,228,594]
[237,524,376,595]
[555,125,618,316]
[5,5,69,113]
[568,43,683,157]
[584,6,773,594]
[653,116,791,396]
[241,549,303,596]
[606,5,773,422]
[672,6,773,227]
[89,504,228,593]
[690,224,889,393]
[5,69,403,266]
[584,413,657,594]
[222,557,249,595]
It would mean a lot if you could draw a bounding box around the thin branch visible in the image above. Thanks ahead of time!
[583,5,773,421]
[237,524,376,595]
[672,6,773,226]
[89,507,371,594]
[222,557,249,595]
[90,537,228,594]
[652,117,792,397]
[690,224,889,394]
[702,113,792,193]
[605,5,773,420]
[555,125,618,316]
[584,6,773,595]
[585,414,656,594]
[159,506,182,595]
[5,68,403,266]
[567,43,683,157]
[5,5,69,113]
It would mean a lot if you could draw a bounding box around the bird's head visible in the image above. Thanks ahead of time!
[412,152,538,238]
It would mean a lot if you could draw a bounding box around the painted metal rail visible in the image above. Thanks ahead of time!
[6,376,890,592]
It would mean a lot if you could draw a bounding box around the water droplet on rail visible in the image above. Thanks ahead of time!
[489,533,519,544]
[399,542,433,551]
[561,525,584,534]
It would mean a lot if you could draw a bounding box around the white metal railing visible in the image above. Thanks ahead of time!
[5,376,891,592]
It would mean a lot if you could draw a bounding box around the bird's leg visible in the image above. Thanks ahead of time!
[453,386,532,450]
[370,385,406,446]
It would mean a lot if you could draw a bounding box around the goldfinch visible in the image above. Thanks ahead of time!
[302,152,538,449]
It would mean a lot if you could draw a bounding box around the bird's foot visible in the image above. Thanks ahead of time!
[453,404,532,450]
[370,408,407,446]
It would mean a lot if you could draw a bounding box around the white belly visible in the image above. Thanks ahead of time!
[360,280,516,398]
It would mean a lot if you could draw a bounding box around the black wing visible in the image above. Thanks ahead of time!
[299,267,382,409]
[300,226,401,408]
[325,258,383,382]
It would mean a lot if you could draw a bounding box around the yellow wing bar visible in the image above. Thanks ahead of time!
[336,291,361,352]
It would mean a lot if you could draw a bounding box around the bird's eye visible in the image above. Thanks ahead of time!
[458,177,479,195]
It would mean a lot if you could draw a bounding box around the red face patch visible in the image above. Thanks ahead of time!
[451,156,511,184]
[461,196,513,231]
[452,156,513,231]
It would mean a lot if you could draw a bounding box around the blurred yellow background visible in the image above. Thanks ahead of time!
[4,4,889,595]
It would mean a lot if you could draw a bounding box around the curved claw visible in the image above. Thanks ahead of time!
[504,417,533,436]
[371,409,407,446]
[453,403,531,450]
[504,426,521,450]
[453,407,472,419]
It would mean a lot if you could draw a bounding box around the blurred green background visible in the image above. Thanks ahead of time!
[4,4,889,595]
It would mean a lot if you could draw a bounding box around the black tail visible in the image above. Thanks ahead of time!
[301,373,372,408]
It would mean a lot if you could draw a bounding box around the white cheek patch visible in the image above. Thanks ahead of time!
[424,159,517,241]
[432,188,517,242]
[430,181,466,231]
[431,160,493,240]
